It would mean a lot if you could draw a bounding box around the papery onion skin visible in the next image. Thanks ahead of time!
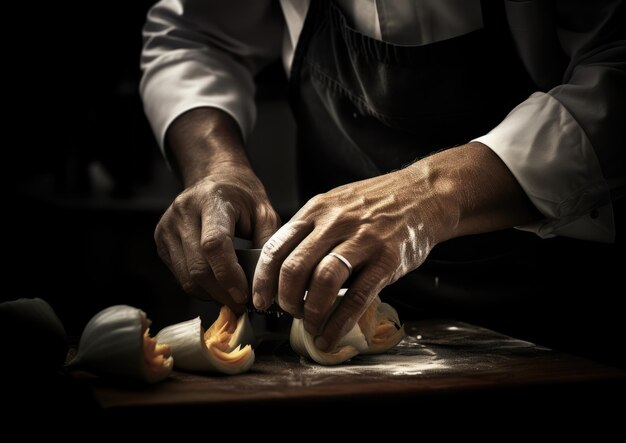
[69,305,173,383]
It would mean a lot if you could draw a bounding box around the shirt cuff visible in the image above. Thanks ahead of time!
[140,48,256,153]
[473,92,615,243]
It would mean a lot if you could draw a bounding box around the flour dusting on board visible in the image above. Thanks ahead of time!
[300,355,448,376]
[299,336,448,376]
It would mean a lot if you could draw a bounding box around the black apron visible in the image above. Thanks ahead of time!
[289,0,535,198]
[286,0,622,347]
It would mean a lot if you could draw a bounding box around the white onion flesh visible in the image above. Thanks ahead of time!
[290,296,405,365]
[156,306,255,375]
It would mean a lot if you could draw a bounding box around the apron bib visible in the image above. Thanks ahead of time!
[289,0,535,199]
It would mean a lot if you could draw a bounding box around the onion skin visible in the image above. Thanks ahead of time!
[69,305,173,383]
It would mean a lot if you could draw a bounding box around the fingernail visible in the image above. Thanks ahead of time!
[253,292,266,310]
[228,287,246,304]
[314,336,329,351]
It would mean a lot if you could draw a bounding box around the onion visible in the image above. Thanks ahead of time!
[290,296,405,365]
[156,306,255,375]
[68,305,173,383]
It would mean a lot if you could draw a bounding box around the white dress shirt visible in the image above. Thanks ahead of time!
[141,0,622,243]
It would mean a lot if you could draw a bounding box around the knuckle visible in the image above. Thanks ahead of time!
[306,195,322,209]
[299,194,326,216]
[258,204,281,226]
[171,195,190,215]
[210,261,230,283]
[269,207,281,223]
[280,257,306,281]
[188,260,210,281]
[260,221,310,261]
[200,232,225,255]
[355,228,379,245]
[172,186,208,213]
[345,288,371,312]
[314,264,342,288]
[261,237,281,261]
[261,223,296,259]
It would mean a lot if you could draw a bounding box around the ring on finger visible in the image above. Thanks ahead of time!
[326,252,353,277]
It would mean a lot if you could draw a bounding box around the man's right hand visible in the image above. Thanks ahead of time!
[155,108,280,312]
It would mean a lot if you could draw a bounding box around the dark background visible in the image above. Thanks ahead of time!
[3,2,624,368]
[2,2,299,335]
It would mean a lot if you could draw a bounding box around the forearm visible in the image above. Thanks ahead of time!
[408,142,542,244]
[166,107,254,187]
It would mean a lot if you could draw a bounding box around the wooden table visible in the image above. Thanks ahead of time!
[83,319,625,419]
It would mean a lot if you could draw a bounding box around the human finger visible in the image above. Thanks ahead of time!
[252,221,311,310]
[199,202,248,305]
[314,264,387,351]
[302,249,356,335]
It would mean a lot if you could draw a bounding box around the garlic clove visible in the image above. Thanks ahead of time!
[69,305,173,383]
[290,296,405,365]
[156,306,255,375]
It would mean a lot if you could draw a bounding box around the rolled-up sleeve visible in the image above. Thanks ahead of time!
[474,0,625,242]
[140,0,284,150]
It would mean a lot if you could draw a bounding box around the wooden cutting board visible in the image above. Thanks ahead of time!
[82,319,625,413]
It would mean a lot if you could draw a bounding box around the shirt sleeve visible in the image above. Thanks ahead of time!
[473,0,625,243]
[140,0,284,152]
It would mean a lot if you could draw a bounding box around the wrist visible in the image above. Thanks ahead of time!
[407,142,540,242]
[402,158,461,246]
[166,107,253,187]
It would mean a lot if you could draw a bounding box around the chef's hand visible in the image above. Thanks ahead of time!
[253,142,540,350]
[156,168,279,311]
[155,108,280,312]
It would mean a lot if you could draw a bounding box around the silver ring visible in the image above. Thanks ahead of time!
[327,252,353,277]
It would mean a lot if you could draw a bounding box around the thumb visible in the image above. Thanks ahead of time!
[252,204,281,248]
